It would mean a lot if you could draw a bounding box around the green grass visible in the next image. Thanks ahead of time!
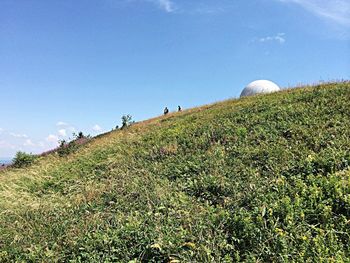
[1,82,350,262]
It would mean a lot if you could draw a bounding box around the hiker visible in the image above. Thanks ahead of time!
[178,105,182,112]
[164,107,169,115]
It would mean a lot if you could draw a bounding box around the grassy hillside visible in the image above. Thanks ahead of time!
[1,82,350,262]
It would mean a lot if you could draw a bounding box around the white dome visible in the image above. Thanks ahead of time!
[240,80,280,98]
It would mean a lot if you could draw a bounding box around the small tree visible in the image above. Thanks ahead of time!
[59,139,67,147]
[121,115,134,129]
[72,132,85,140]
[12,151,36,168]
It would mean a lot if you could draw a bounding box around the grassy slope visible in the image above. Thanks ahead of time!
[1,82,350,262]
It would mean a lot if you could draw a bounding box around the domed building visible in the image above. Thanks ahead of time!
[240,80,280,98]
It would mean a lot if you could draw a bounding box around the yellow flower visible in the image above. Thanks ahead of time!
[275,228,286,236]
[268,208,273,216]
[150,243,162,251]
[182,242,196,250]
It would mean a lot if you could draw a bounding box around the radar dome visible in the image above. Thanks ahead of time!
[240,80,280,98]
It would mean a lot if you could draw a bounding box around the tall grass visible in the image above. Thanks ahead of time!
[1,82,350,262]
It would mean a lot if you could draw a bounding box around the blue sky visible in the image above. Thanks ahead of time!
[0,0,349,158]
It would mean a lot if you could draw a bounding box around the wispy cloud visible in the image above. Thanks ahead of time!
[46,134,59,143]
[56,121,76,133]
[0,125,71,156]
[131,0,175,13]
[278,0,350,26]
[127,1,237,15]
[23,139,35,147]
[191,5,226,15]
[254,33,286,44]
[9,132,28,138]
[0,140,16,150]
[58,129,67,137]
[153,0,175,13]
[92,124,103,132]
[56,121,68,126]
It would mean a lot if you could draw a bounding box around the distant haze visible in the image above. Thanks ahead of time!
[0,159,12,165]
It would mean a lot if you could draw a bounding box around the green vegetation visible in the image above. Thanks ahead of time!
[57,132,90,157]
[1,82,350,262]
[12,151,36,168]
[121,114,134,129]
[57,140,79,157]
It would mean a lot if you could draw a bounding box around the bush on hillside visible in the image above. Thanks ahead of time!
[57,132,91,157]
[121,114,134,129]
[12,151,36,168]
[72,131,88,140]
[77,131,84,139]
[57,139,79,157]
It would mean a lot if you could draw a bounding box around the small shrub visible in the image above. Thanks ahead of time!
[12,151,36,168]
[78,132,84,139]
[57,133,91,157]
[72,132,86,140]
[57,140,78,157]
[121,115,134,129]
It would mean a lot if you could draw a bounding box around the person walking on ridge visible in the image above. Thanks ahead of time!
[164,107,169,115]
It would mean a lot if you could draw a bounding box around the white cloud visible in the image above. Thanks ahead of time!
[23,139,35,147]
[192,6,225,15]
[134,0,175,13]
[9,132,28,138]
[278,0,350,26]
[56,121,75,134]
[259,33,286,44]
[0,140,16,150]
[46,134,59,143]
[58,129,67,137]
[92,124,103,132]
[56,121,68,126]
[154,0,175,12]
